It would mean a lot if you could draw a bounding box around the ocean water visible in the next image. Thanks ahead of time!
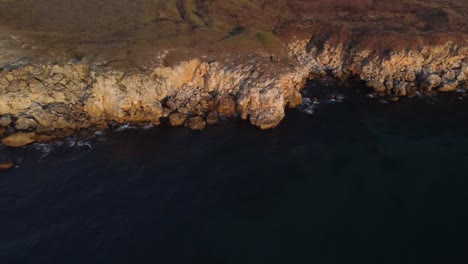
[1,85,468,263]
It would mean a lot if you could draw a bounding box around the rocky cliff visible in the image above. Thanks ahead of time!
[1,39,466,147]
[0,0,467,146]
[290,40,467,97]
[0,54,307,147]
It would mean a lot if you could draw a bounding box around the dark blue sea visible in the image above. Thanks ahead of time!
[1,85,468,263]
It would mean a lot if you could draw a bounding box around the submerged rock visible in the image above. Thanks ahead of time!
[0,162,14,170]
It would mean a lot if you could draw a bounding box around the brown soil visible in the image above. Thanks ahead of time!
[0,0,467,66]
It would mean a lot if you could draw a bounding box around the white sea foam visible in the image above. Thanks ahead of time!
[30,137,94,159]
[336,94,345,102]
[114,123,134,132]
[94,130,106,137]
[114,123,155,132]
[302,108,315,115]
[77,141,93,150]
[326,93,345,103]
[302,97,312,104]
[300,91,346,116]
[300,97,321,116]
[455,88,466,94]
[65,137,77,148]
[142,124,155,130]
[33,143,55,159]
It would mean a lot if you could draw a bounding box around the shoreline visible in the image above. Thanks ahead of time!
[1,85,468,170]
[0,0,467,147]
[0,39,467,147]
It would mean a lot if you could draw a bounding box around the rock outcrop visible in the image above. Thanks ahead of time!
[0,0,467,147]
[0,54,307,146]
[1,38,466,147]
[289,41,467,99]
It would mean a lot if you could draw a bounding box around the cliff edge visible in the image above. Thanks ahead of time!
[0,0,467,146]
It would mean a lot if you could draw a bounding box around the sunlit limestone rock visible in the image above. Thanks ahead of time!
[289,40,467,96]
[206,112,219,125]
[168,113,187,127]
[0,34,466,147]
[2,132,36,147]
[438,80,459,92]
[0,114,12,127]
[186,116,206,130]
[0,56,308,146]
[15,116,38,130]
[422,74,442,91]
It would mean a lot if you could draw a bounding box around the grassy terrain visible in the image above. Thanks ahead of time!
[0,0,466,65]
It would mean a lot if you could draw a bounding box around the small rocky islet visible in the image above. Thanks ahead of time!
[0,161,14,170]
[0,0,466,147]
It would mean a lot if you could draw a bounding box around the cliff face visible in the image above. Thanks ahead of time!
[290,41,467,97]
[0,55,306,146]
[1,39,466,147]
[0,0,467,146]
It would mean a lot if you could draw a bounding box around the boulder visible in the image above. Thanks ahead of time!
[442,71,456,81]
[422,74,442,91]
[2,132,36,147]
[15,117,38,130]
[168,113,187,126]
[367,80,386,93]
[249,108,284,130]
[186,116,206,130]
[0,115,12,127]
[27,104,56,128]
[438,80,459,92]
[393,82,407,96]
[206,112,219,125]
[458,71,467,82]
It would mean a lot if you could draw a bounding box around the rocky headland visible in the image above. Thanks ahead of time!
[0,0,467,147]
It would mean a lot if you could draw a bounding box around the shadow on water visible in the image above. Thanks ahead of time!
[1,84,468,263]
